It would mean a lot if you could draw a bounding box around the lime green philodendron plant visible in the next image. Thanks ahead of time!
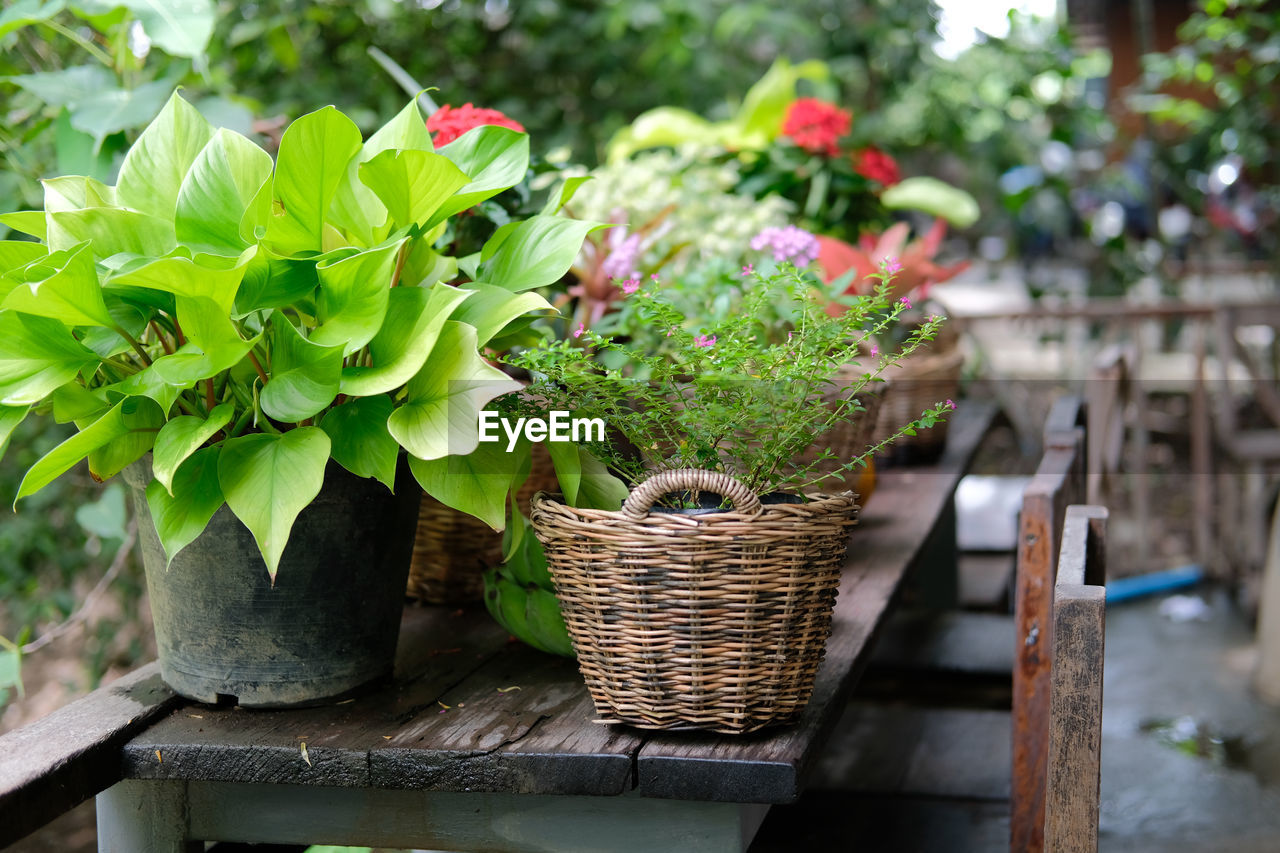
[0,92,608,580]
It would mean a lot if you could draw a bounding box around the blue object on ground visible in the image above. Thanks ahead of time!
[1106,565,1204,603]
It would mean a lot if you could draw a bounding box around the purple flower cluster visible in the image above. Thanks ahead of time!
[749,225,819,267]
[602,231,644,280]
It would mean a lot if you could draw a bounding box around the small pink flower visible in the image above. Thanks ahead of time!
[651,273,659,281]
[787,331,793,342]
[899,295,912,309]
[665,327,675,338]
[621,278,640,294]
[870,344,879,358]
[694,334,716,348]
[882,256,903,276]
[946,399,956,410]
[742,263,754,276]
[573,322,585,339]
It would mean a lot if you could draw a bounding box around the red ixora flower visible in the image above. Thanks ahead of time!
[780,98,851,157]
[427,103,525,146]
[853,146,901,187]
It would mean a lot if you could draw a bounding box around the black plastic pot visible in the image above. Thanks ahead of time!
[123,457,419,708]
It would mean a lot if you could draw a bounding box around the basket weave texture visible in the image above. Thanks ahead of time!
[407,443,556,604]
[872,344,963,458]
[531,469,858,734]
[797,364,885,485]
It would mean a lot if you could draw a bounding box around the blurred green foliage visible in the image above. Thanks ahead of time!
[1137,0,1280,261]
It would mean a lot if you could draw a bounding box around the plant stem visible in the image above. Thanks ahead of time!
[112,325,153,366]
[42,19,115,68]
[149,320,176,355]
[389,240,410,287]
[247,351,269,386]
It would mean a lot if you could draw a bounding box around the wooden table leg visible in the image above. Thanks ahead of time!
[96,779,199,853]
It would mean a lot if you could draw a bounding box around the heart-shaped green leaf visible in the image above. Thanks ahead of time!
[106,246,255,314]
[75,482,128,540]
[0,211,46,241]
[232,249,320,317]
[51,382,109,423]
[338,284,471,397]
[434,126,529,220]
[0,310,98,406]
[175,128,273,255]
[15,396,163,505]
[387,320,521,460]
[146,445,225,567]
[546,440,581,507]
[115,91,215,222]
[408,439,526,531]
[0,241,47,276]
[259,313,342,423]
[310,239,402,355]
[265,106,362,256]
[86,395,166,480]
[217,427,331,580]
[2,241,113,327]
[319,395,398,490]
[576,447,628,510]
[150,296,260,385]
[329,98,436,246]
[101,365,188,415]
[358,149,471,230]
[42,174,114,212]
[46,207,177,256]
[152,401,234,495]
[478,215,607,292]
[451,283,555,346]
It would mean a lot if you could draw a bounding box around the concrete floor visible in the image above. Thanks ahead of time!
[751,588,1280,852]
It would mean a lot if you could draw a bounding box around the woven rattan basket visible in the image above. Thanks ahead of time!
[872,344,963,463]
[531,469,859,734]
[407,443,556,604]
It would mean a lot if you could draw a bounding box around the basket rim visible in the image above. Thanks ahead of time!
[530,486,858,524]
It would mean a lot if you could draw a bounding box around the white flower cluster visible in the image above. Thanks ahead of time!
[566,148,794,275]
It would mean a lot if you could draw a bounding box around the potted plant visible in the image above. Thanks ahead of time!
[509,261,953,732]
[0,92,601,706]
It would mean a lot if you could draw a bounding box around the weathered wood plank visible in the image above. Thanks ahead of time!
[370,639,641,795]
[124,594,641,797]
[121,604,511,787]
[1044,505,1107,853]
[633,402,996,803]
[0,662,184,848]
[1011,428,1084,853]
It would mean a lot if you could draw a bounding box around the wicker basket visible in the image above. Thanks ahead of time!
[872,345,963,463]
[407,443,556,604]
[531,469,859,734]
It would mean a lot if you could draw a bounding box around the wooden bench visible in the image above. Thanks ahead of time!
[0,404,997,852]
